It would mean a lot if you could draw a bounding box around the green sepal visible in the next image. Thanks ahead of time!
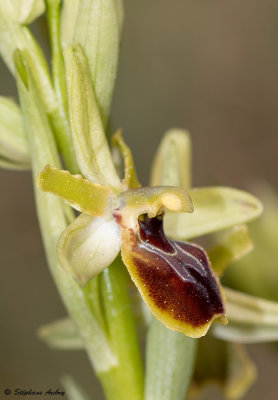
[214,288,278,343]
[38,165,113,216]
[151,128,192,189]
[37,318,83,350]
[64,45,121,190]
[223,184,278,302]
[165,187,263,240]
[209,225,253,277]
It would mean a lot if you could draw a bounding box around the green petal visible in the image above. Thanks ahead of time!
[37,318,83,350]
[57,214,121,286]
[151,128,192,189]
[192,335,256,400]
[209,225,253,276]
[213,287,278,343]
[165,187,263,240]
[64,45,121,190]
[38,165,113,216]
[113,130,140,189]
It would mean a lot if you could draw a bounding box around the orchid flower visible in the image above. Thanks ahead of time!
[38,144,226,338]
[36,45,264,340]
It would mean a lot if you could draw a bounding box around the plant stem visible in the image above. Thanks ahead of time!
[99,257,144,400]
[145,319,196,400]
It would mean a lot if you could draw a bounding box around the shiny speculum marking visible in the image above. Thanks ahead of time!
[134,214,225,328]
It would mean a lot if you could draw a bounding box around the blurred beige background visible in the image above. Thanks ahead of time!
[1,0,278,399]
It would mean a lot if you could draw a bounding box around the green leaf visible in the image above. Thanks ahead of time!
[165,187,263,240]
[61,375,90,400]
[37,318,83,350]
[57,214,121,286]
[213,287,278,343]
[0,96,31,169]
[151,129,192,189]
[209,225,253,276]
[64,45,121,190]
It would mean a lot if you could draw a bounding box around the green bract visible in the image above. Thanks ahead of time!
[61,0,123,126]
[0,96,30,169]
[6,0,45,24]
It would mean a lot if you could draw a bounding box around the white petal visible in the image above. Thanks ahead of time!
[58,214,121,286]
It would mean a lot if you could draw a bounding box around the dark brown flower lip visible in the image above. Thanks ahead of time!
[135,214,226,329]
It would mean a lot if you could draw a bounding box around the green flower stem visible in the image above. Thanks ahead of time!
[46,0,79,173]
[99,257,144,400]
[145,319,197,400]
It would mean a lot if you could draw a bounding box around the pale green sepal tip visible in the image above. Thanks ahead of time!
[151,128,192,189]
[61,375,91,400]
[37,318,83,350]
[165,187,263,240]
[209,225,253,276]
[64,45,121,191]
[38,165,113,216]
[213,287,278,343]
[57,214,121,286]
